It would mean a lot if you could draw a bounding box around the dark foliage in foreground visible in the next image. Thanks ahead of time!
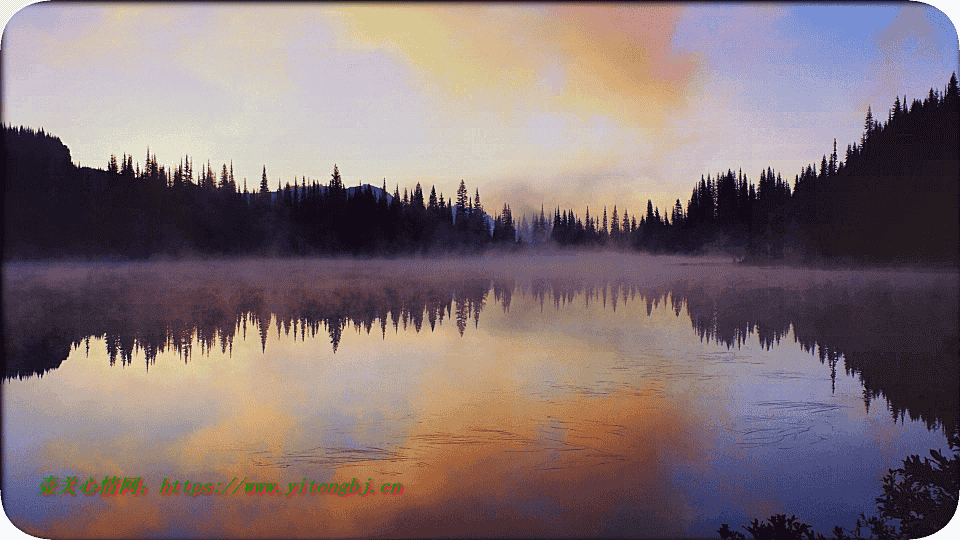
[3,75,957,264]
[719,435,959,540]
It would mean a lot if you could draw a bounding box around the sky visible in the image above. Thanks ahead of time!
[2,2,958,222]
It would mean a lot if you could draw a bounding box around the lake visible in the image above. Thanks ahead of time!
[3,254,957,538]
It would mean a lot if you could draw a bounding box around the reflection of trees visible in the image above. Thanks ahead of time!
[500,277,958,437]
[5,272,956,436]
[3,275,504,376]
[675,282,959,437]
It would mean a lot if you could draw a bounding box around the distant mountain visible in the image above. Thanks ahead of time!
[242,183,391,203]
[245,183,495,233]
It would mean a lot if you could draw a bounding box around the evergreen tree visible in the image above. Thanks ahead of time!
[413,183,425,210]
[220,164,229,190]
[330,164,343,191]
[863,106,874,146]
[672,199,684,228]
[611,206,620,241]
[585,207,594,242]
[829,139,838,177]
[473,188,483,216]
[455,180,468,226]
[601,207,608,241]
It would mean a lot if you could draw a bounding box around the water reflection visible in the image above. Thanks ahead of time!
[2,257,957,538]
[6,262,957,437]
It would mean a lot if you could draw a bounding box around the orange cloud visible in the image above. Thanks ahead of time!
[336,4,702,130]
[547,5,699,123]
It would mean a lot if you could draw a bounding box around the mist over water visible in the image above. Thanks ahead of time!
[3,254,957,538]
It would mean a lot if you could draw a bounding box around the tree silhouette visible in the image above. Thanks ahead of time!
[3,73,956,262]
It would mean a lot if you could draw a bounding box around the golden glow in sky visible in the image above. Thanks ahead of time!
[2,2,957,220]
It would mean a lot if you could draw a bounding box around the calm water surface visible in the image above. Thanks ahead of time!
[3,255,957,538]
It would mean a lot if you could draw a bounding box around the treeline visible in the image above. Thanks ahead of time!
[2,129,516,257]
[3,74,957,263]
[534,73,958,264]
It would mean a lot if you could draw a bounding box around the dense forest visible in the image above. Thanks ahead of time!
[3,74,957,264]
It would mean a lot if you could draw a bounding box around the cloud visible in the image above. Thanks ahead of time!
[170,6,317,101]
[870,3,954,104]
[335,5,702,131]
[5,3,954,223]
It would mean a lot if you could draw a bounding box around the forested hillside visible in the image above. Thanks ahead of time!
[4,74,957,264]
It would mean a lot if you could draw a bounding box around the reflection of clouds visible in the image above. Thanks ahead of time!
[252,418,634,472]
[4,256,957,537]
[253,445,415,469]
[30,315,697,536]
[727,400,847,449]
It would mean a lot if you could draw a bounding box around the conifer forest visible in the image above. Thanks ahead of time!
[5,74,957,266]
